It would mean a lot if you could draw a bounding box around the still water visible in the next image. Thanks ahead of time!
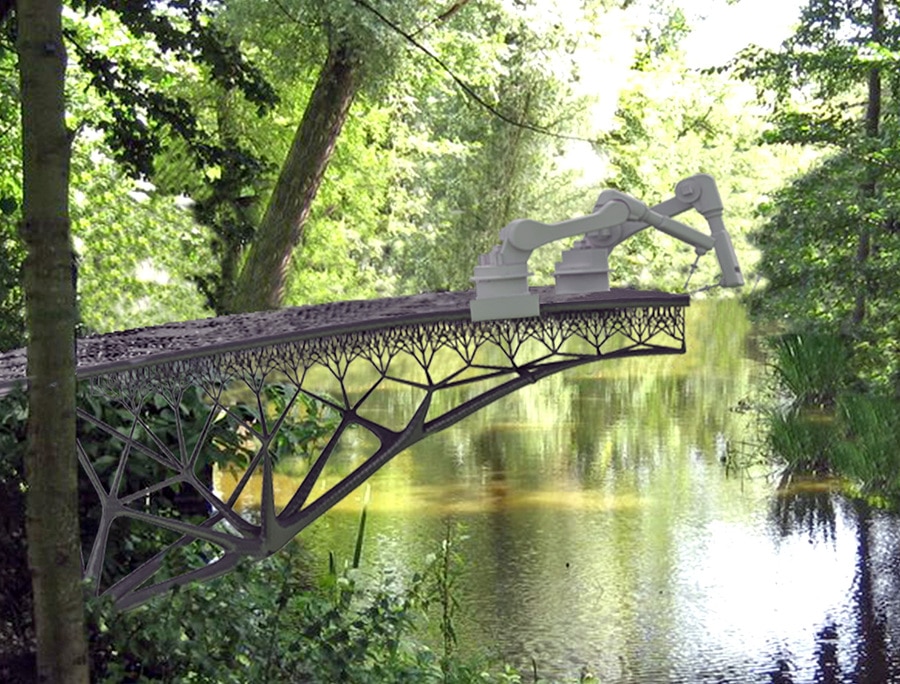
[250,300,900,682]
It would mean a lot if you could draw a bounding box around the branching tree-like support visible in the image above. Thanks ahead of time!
[0,288,687,610]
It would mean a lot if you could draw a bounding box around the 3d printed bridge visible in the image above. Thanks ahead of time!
[0,287,688,610]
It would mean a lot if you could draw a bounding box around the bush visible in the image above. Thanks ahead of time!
[87,548,434,683]
[0,387,34,682]
[87,544,534,684]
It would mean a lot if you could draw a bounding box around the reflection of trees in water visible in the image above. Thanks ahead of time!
[767,486,894,682]
[812,622,840,684]
[765,484,828,679]
[848,499,890,684]
[474,428,508,476]
[472,429,511,511]
[767,657,795,684]
[762,623,843,683]
[768,476,838,544]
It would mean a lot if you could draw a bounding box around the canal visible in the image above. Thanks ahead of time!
[226,299,900,682]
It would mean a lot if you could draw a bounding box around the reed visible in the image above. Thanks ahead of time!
[766,407,836,476]
[831,392,900,496]
[769,331,849,408]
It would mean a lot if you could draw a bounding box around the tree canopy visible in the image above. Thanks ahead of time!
[736,0,900,386]
[0,0,808,347]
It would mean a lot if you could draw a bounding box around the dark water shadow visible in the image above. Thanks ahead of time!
[767,480,894,683]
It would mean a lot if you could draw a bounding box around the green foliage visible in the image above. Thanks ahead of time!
[87,538,536,684]
[0,45,24,351]
[377,2,603,294]
[0,387,33,675]
[831,391,900,496]
[741,0,900,500]
[210,383,341,476]
[87,550,428,683]
[737,0,900,388]
[768,331,851,408]
[598,7,804,293]
[767,389,900,499]
[285,94,406,303]
[65,0,276,180]
[1,19,220,339]
[55,3,279,320]
[70,153,214,333]
[422,521,468,674]
[762,330,900,499]
[765,408,837,476]
[747,149,900,383]
[762,329,847,476]
[732,0,898,118]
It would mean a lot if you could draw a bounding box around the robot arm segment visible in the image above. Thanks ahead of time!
[505,200,630,254]
[589,175,743,287]
[674,174,743,287]
[469,200,631,322]
[595,190,715,253]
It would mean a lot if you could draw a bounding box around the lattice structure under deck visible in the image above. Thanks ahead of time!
[0,288,687,609]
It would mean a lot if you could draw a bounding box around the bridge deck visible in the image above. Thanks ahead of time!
[0,287,688,392]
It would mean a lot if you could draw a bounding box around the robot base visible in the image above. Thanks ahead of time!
[469,293,540,322]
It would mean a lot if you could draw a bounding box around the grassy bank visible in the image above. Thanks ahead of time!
[762,331,900,503]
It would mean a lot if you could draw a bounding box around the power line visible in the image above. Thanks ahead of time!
[349,0,601,145]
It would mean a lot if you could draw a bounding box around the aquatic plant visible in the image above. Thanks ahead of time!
[765,407,837,477]
[768,331,850,409]
[760,330,900,502]
[831,391,900,498]
[762,372,900,504]
[422,520,467,676]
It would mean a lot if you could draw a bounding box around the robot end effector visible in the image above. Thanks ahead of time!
[668,173,743,289]
[469,174,744,322]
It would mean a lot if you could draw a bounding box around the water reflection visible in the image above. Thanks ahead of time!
[770,478,839,545]
[233,300,900,682]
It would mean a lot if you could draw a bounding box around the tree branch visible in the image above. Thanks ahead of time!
[411,0,472,37]
[271,0,303,27]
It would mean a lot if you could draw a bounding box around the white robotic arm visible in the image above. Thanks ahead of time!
[469,174,743,322]
[482,199,631,264]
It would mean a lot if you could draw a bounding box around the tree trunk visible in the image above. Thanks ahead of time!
[228,42,361,313]
[16,1,89,682]
[852,0,883,326]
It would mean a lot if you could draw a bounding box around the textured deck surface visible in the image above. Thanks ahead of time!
[0,287,688,390]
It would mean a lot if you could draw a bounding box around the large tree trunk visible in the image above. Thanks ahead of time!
[229,42,361,313]
[17,1,89,682]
